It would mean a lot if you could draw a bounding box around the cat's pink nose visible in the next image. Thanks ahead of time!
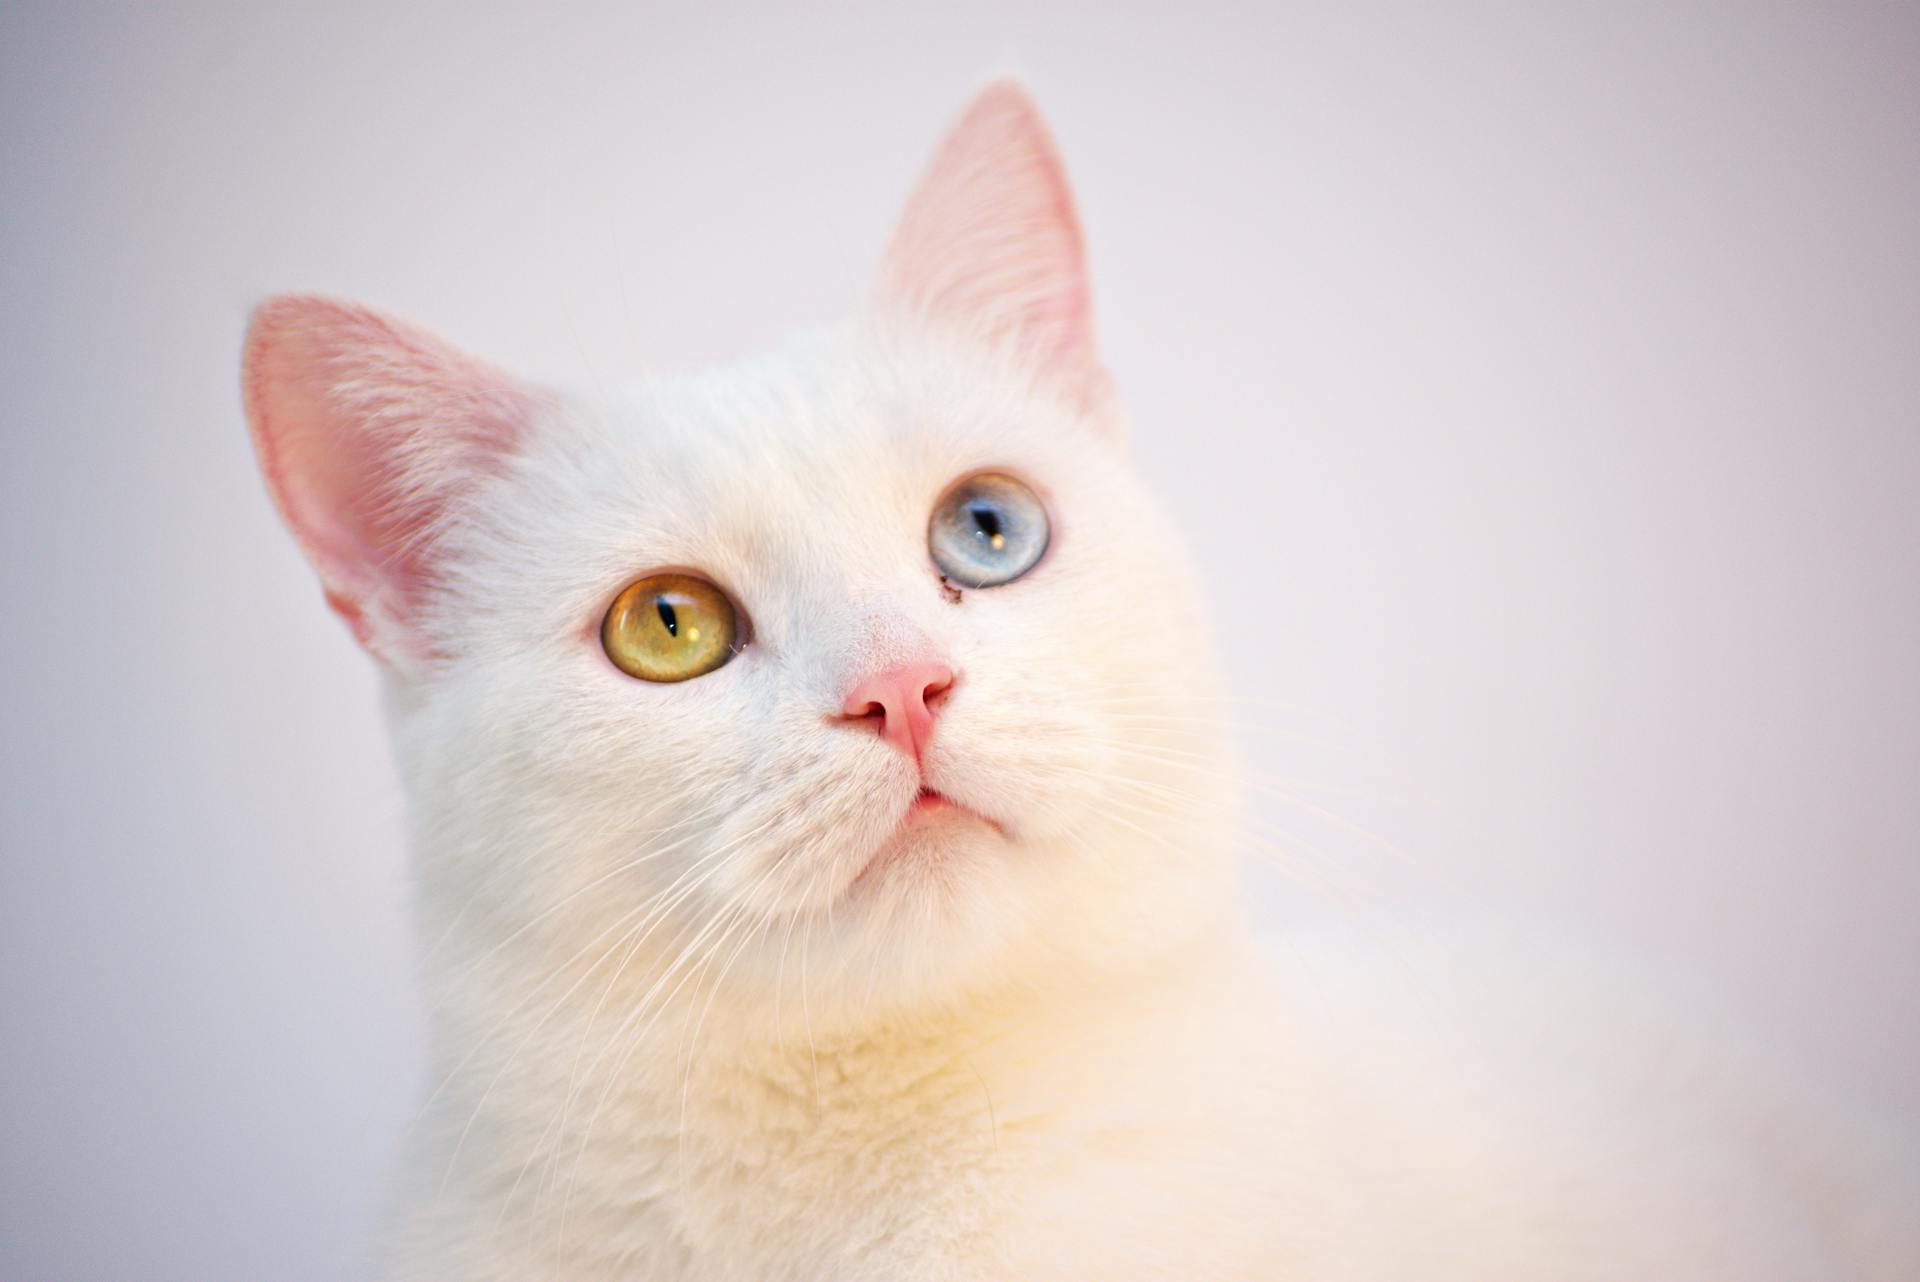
[841,663,954,763]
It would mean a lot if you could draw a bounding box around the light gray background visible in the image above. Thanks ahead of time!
[3,3,1916,1278]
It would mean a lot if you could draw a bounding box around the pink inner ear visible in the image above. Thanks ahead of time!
[242,295,532,660]
[878,80,1106,405]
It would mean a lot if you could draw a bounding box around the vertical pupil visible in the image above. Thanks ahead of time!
[656,598,678,637]
[970,504,1002,541]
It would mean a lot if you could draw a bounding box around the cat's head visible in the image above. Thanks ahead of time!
[242,83,1236,1038]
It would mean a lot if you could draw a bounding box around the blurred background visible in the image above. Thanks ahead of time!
[3,3,1916,1278]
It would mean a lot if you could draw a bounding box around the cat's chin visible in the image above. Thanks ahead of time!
[844,787,1005,900]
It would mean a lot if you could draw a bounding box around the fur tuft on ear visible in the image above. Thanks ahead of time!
[241,294,536,665]
[875,80,1114,418]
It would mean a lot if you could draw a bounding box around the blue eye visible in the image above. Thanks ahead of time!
[928,472,1050,588]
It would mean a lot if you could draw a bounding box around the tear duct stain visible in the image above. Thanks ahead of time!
[939,576,964,605]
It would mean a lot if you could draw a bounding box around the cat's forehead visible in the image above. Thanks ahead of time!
[640,332,1063,481]
[501,329,1101,634]
[558,334,1080,539]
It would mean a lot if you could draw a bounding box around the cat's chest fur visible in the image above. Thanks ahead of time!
[387,929,1910,1282]
[389,942,1299,1281]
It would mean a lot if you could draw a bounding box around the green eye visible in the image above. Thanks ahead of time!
[601,573,739,682]
[928,472,1049,588]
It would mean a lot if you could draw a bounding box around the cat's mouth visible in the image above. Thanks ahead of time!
[910,787,955,816]
[846,787,1002,896]
[906,786,1003,832]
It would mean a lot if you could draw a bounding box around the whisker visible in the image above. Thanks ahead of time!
[526,813,790,1220]
[554,834,793,1239]
[409,803,741,1141]
[1061,781,1419,969]
[417,798,728,970]
[422,795,735,1017]
[438,807,779,1209]
[674,860,791,1177]
[1095,741,1422,875]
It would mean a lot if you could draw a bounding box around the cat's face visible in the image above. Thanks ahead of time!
[245,83,1235,1035]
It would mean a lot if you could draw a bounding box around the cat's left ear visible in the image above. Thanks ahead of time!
[874,80,1116,425]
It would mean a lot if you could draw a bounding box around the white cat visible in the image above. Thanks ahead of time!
[242,81,1915,1280]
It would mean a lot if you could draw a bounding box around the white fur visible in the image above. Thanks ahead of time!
[358,313,1915,1280]
[245,87,1916,1282]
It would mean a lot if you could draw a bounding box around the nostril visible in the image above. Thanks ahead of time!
[842,691,895,722]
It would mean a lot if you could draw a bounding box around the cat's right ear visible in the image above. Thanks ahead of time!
[241,294,537,667]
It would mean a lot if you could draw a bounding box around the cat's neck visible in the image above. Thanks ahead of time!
[421,883,1249,1087]
[409,910,1263,1258]
[401,861,1264,1277]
